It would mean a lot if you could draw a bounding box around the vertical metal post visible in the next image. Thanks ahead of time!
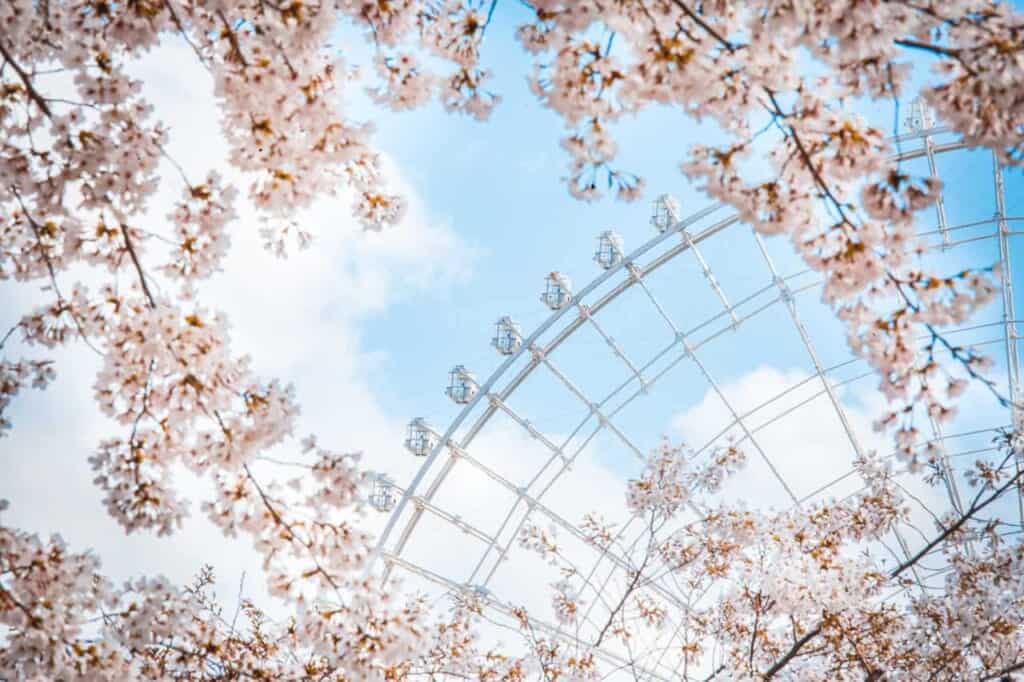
[993,152,1024,530]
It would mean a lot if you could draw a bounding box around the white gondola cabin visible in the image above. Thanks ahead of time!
[404,417,438,457]
[540,271,573,310]
[903,97,935,133]
[492,316,523,355]
[368,473,397,512]
[650,194,681,233]
[594,230,624,270]
[445,365,479,404]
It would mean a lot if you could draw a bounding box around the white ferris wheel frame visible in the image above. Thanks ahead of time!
[365,125,1023,678]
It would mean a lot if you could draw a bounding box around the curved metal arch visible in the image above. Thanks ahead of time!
[372,129,977,576]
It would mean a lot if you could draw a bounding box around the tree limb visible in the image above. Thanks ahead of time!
[0,39,52,117]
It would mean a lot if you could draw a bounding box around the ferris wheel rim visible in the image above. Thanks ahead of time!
[370,130,986,580]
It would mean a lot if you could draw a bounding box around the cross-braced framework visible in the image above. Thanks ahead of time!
[366,114,1023,678]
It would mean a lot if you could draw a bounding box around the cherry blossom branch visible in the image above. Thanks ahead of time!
[894,39,978,76]
[217,10,249,68]
[12,189,61,288]
[761,624,822,679]
[143,641,265,680]
[926,325,1008,405]
[888,274,1012,407]
[240,464,345,600]
[0,587,42,627]
[520,616,557,682]
[594,534,653,646]
[11,187,101,355]
[745,590,775,674]
[162,0,209,67]
[894,460,1023,579]
[119,223,157,309]
[981,659,1024,681]
[671,0,738,53]
[763,91,857,231]
[761,92,1008,425]
[0,38,52,118]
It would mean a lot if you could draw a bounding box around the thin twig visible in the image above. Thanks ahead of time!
[594,515,656,647]
[120,223,157,308]
[11,187,101,355]
[163,0,209,67]
[894,39,979,76]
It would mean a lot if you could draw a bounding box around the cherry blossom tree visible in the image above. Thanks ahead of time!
[2,0,1023,679]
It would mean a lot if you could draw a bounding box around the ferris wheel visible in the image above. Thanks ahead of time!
[365,100,1024,678]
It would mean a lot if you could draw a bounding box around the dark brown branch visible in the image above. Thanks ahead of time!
[763,90,856,231]
[120,223,156,308]
[894,38,962,59]
[672,0,738,53]
[748,596,764,671]
[892,465,1024,579]
[762,625,822,679]
[894,38,979,76]
[703,664,727,681]
[0,39,52,118]
[217,10,249,68]
[981,659,1024,681]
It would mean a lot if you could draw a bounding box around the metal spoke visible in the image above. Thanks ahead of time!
[579,303,648,387]
[993,152,1024,530]
[681,228,740,326]
[924,130,951,247]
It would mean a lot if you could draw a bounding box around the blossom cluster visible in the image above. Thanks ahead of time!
[521,434,1024,679]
